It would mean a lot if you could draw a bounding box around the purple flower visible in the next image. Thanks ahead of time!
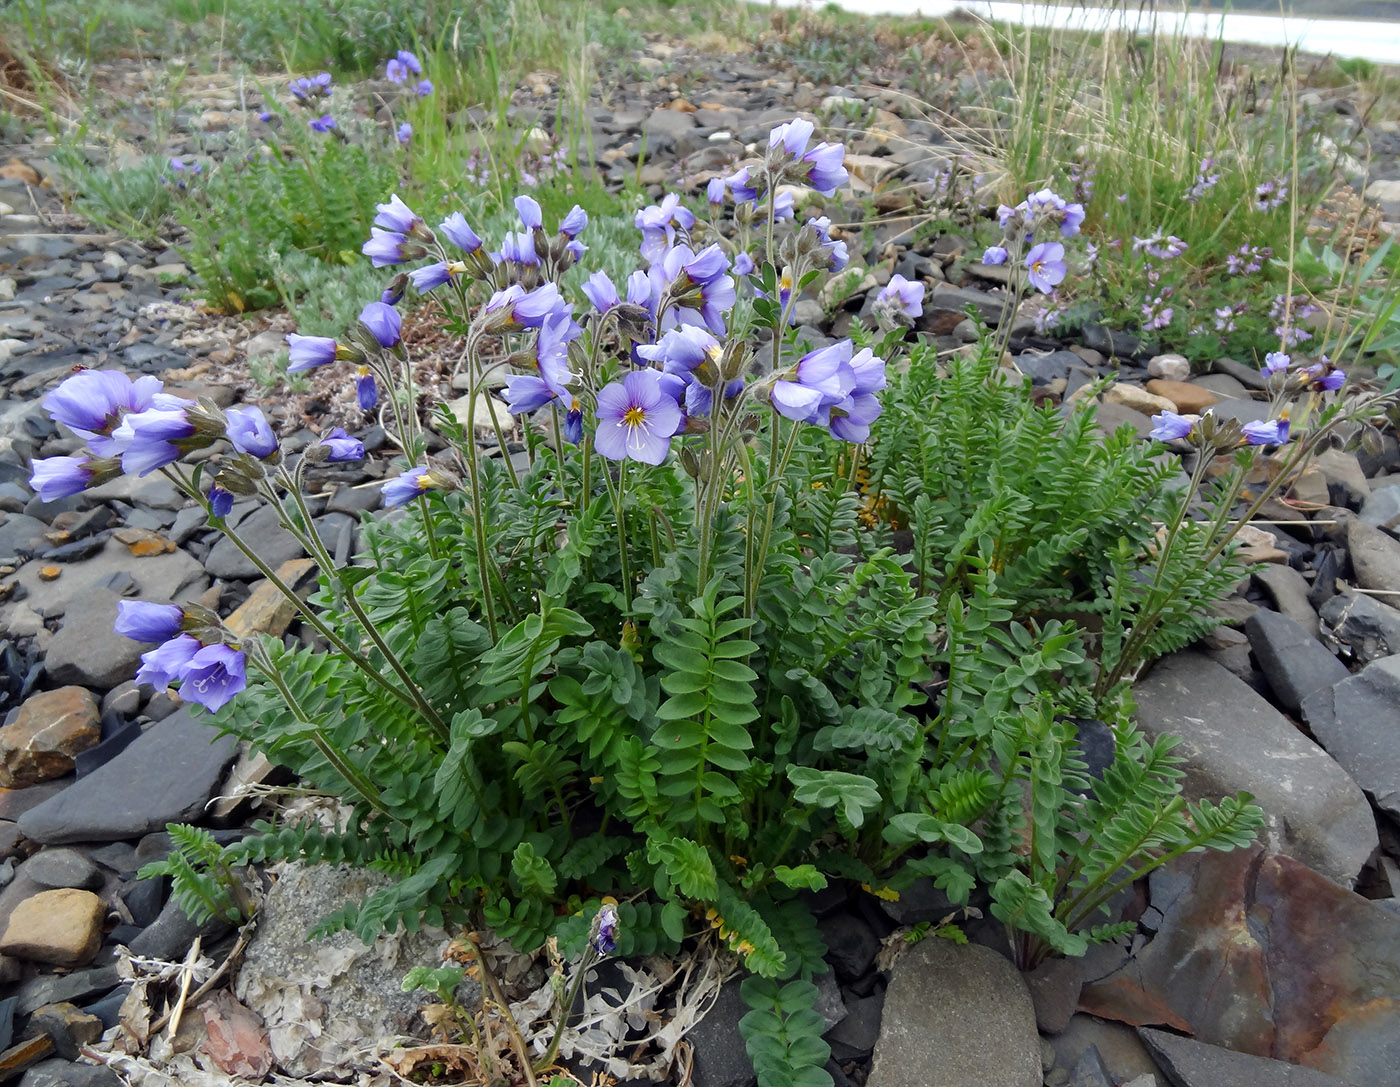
[877,274,924,320]
[515,195,543,231]
[258,110,273,122]
[414,80,434,98]
[397,50,423,74]
[310,114,336,133]
[504,314,579,414]
[115,601,183,644]
[409,261,459,292]
[486,282,569,330]
[1060,202,1086,237]
[356,369,378,411]
[359,301,402,348]
[136,634,201,689]
[771,340,856,424]
[1307,364,1345,392]
[770,117,815,155]
[801,140,848,195]
[383,466,438,507]
[112,401,200,476]
[825,347,886,442]
[773,189,796,221]
[594,902,619,955]
[1263,351,1291,375]
[319,427,365,462]
[636,324,720,377]
[583,271,621,313]
[1149,410,1196,442]
[362,229,414,268]
[1024,242,1067,294]
[386,58,408,83]
[725,166,758,204]
[374,194,421,235]
[807,217,847,272]
[659,243,735,334]
[1242,418,1290,445]
[397,122,412,144]
[707,177,726,206]
[635,194,696,264]
[439,212,482,254]
[30,455,97,501]
[181,644,247,712]
[498,230,539,267]
[594,370,683,465]
[289,73,331,100]
[209,486,234,518]
[558,204,588,238]
[42,369,165,455]
[287,333,340,372]
[226,406,278,458]
[733,252,756,277]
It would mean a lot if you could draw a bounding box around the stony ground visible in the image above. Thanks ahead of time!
[4,26,1400,1087]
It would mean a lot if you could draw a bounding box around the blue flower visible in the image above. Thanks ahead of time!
[1242,417,1290,446]
[397,50,423,74]
[1024,242,1067,294]
[409,261,461,292]
[440,212,482,253]
[1148,411,1196,442]
[725,166,758,204]
[287,333,341,372]
[582,271,620,313]
[209,486,235,518]
[319,427,365,462]
[706,177,726,206]
[383,466,438,507]
[30,455,98,501]
[115,601,183,644]
[362,229,415,268]
[397,122,412,144]
[1262,351,1291,375]
[42,369,165,456]
[414,79,434,98]
[878,274,924,320]
[136,634,201,689]
[771,340,856,424]
[635,194,697,264]
[982,245,1009,266]
[558,204,588,238]
[386,58,408,83]
[356,368,378,411]
[226,406,278,459]
[309,114,336,133]
[373,194,422,235]
[112,400,201,476]
[181,643,247,712]
[359,302,403,348]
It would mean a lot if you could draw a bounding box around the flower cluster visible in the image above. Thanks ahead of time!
[1226,243,1271,276]
[1149,408,1291,449]
[1254,179,1288,212]
[115,602,246,712]
[986,187,1083,296]
[1184,158,1221,202]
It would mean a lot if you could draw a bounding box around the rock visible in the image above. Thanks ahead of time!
[201,503,306,581]
[24,848,102,891]
[6,536,206,617]
[867,939,1040,1087]
[1026,956,1084,1035]
[1138,1026,1349,1086]
[1103,383,1176,416]
[1082,847,1400,1086]
[200,990,274,1078]
[1301,654,1400,820]
[1319,591,1400,664]
[825,991,882,1062]
[685,976,752,1087]
[1144,379,1219,413]
[43,588,151,689]
[817,912,879,983]
[1313,450,1370,508]
[919,284,1005,327]
[1014,350,1080,385]
[1210,358,1269,390]
[236,862,474,1078]
[18,1060,122,1087]
[1361,484,1400,533]
[1252,565,1319,637]
[1052,1015,1164,1084]
[128,895,232,960]
[1066,1044,1115,1087]
[18,706,238,845]
[1347,518,1400,594]
[812,969,846,1032]
[30,1002,102,1060]
[1244,610,1348,719]
[1132,652,1376,887]
[0,687,100,788]
[1146,354,1191,382]
[223,558,318,639]
[0,888,103,966]
[14,965,120,1016]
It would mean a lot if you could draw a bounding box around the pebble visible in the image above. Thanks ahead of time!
[0,887,103,966]
[0,687,100,788]
[1103,382,1177,415]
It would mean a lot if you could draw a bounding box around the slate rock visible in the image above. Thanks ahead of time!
[128,895,232,961]
[1132,652,1376,887]
[1015,350,1080,385]
[201,502,306,580]
[1252,565,1319,637]
[18,1060,122,1087]
[683,976,753,1087]
[1138,1026,1349,1086]
[30,1001,102,1059]
[1347,518,1400,594]
[1066,1045,1115,1087]
[818,912,880,983]
[0,514,48,562]
[0,887,103,966]
[1082,847,1400,1086]
[1361,483,1400,533]
[1025,956,1084,1035]
[1244,609,1348,718]
[18,706,238,844]
[236,862,473,1078]
[43,588,148,689]
[1052,1015,1164,1085]
[1301,654,1400,819]
[825,990,882,1062]
[16,966,121,1017]
[1319,591,1400,665]
[867,939,1040,1087]
[24,848,102,891]
[0,687,100,787]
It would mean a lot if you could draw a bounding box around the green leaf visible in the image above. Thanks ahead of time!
[787,767,882,829]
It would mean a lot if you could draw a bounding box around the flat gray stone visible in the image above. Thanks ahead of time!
[1139,1027,1349,1086]
[18,707,237,845]
[1302,654,1400,819]
[1244,609,1349,719]
[686,976,753,1087]
[1133,652,1376,887]
[1320,591,1400,665]
[1348,518,1400,595]
[201,502,305,580]
[1252,565,1319,637]
[23,848,102,891]
[867,940,1040,1087]
[1360,483,1400,533]
[44,588,145,688]
[4,537,206,616]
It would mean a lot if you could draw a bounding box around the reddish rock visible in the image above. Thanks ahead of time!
[201,991,273,1078]
[1082,846,1400,1085]
[0,687,100,788]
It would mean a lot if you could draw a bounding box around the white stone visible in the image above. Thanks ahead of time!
[1146,353,1190,382]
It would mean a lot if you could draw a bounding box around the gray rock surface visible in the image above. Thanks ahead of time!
[1347,518,1400,594]
[23,848,102,891]
[1301,654,1400,819]
[1138,1027,1349,1086]
[201,502,305,580]
[1319,591,1400,665]
[18,706,237,844]
[43,588,145,688]
[1132,652,1376,887]
[866,939,1040,1087]
[1244,609,1348,718]
[1252,565,1320,637]
[686,977,754,1087]
[236,862,467,1078]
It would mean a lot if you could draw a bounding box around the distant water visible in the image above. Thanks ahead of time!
[771,0,1400,65]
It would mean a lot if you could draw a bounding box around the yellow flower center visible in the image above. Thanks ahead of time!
[622,406,647,428]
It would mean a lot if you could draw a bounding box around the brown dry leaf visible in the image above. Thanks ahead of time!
[383,1043,477,1081]
[200,990,274,1079]
[117,979,153,1053]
